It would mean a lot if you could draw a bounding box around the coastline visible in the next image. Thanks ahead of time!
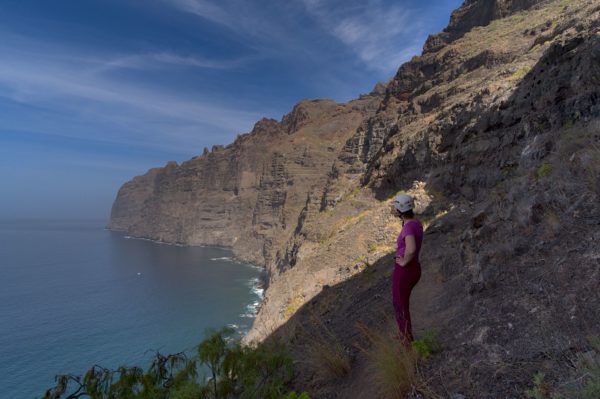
[108,228,267,335]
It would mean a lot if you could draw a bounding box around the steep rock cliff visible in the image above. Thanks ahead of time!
[109,96,381,273]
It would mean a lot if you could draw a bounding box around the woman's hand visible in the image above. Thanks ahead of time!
[396,235,416,267]
[395,256,406,267]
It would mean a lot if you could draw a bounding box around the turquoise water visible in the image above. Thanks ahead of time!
[0,219,263,398]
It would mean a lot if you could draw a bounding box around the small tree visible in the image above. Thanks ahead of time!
[43,329,309,399]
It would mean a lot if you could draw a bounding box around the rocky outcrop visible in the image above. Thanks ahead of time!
[423,0,547,53]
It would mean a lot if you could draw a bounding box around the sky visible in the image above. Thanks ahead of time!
[0,0,462,220]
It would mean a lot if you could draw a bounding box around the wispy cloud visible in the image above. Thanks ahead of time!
[163,0,290,45]
[166,0,233,28]
[161,0,327,60]
[95,52,250,73]
[301,0,426,72]
[164,0,427,75]
[0,35,263,153]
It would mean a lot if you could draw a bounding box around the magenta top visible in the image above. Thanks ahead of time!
[396,219,423,265]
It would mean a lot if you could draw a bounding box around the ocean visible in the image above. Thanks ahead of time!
[0,219,263,398]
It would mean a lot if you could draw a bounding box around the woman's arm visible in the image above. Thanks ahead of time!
[396,235,416,267]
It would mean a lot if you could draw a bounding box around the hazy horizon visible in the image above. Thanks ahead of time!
[0,0,462,220]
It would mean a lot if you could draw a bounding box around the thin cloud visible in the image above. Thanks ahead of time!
[162,0,321,58]
[0,60,258,132]
[167,0,232,27]
[165,0,427,74]
[164,0,281,41]
[159,0,395,98]
[302,0,426,72]
[0,38,263,152]
[95,52,250,73]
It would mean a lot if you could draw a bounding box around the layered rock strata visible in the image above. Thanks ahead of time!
[109,96,381,272]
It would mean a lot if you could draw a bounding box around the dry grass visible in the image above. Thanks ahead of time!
[509,64,533,81]
[356,323,434,399]
[284,294,306,319]
[306,339,351,380]
[300,312,352,381]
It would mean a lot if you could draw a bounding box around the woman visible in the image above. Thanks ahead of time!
[391,194,423,343]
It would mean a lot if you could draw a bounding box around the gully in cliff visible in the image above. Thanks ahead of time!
[391,194,423,344]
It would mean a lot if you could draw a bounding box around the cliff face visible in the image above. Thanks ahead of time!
[110,0,600,396]
[108,96,381,270]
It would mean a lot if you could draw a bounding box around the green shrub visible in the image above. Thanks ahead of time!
[579,336,600,399]
[355,255,368,265]
[411,330,443,359]
[526,372,552,399]
[43,329,309,399]
[536,163,553,179]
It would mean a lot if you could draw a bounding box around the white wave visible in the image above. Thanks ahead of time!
[122,235,185,246]
[246,301,260,312]
[239,300,262,319]
[210,256,233,261]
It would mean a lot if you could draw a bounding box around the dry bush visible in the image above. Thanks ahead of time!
[306,338,351,380]
[357,322,434,399]
[298,312,351,381]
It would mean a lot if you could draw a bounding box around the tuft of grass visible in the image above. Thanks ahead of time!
[354,255,370,267]
[307,339,351,380]
[349,187,361,198]
[358,324,419,399]
[526,372,553,399]
[303,313,351,380]
[510,65,533,81]
[284,295,305,319]
[510,14,527,23]
[536,162,553,179]
[411,330,444,359]
[367,242,378,253]
[488,19,499,32]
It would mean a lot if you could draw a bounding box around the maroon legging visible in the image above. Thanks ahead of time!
[392,262,421,343]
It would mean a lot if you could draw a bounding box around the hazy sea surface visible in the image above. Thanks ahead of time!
[0,219,263,398]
